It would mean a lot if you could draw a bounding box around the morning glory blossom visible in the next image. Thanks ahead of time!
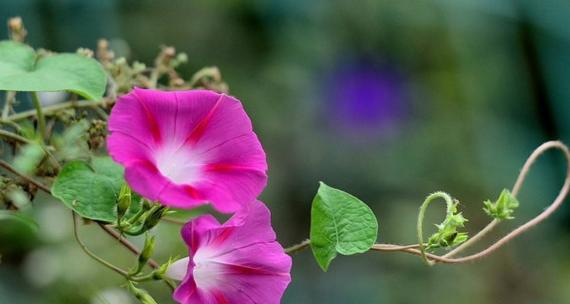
[107,88,267,213]
[166,200,292,304]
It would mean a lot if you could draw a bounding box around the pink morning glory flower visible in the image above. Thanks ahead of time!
[107,88,267,213]
[166,200,292,304]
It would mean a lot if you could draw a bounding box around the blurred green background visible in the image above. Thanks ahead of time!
[2,0,570,303]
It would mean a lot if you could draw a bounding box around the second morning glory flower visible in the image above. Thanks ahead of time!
[166,200,292,303]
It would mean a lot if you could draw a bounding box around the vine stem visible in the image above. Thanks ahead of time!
[0,98,112,123]
[0,158,175,291]
[284,239,311,254]
[2,91,16,119]
[30,92,46,141]
[0,129,32,144]
[72,211,129,277]
[416,192,454,265]
[379,141,570,264]
[443,140,570,260]
[284,141,570,265]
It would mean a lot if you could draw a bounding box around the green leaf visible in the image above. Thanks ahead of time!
[0,210,38,232]
[51,156,134,222]
[483,189,519,220]
[0,41,106,100]
[310,182,378,271]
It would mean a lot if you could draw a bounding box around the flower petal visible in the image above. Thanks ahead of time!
[167,257,191,281]
[181,201,276,253]
[174,201,291,304]
[107,88,268,212]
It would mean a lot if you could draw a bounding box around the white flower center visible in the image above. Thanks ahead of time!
[154,142,204,185]
[192,247,224,290]
[165,257,190,281]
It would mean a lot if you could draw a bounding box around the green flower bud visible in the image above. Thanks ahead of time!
[483,189,519,220]
[138,235,156,267]
[426,201,469,250]
[117,184,132,219]
[127,282,158,304]
[142,206,168,231]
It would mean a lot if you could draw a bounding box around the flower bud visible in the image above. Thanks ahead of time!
[117,184,131,219]
[8,17,27,42]
[138,235,156,268]
[142,206,167,231]
[127,282,158,304]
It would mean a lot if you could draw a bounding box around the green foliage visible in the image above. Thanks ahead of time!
[133,234,156,276]
[51,156,140,222]
[127,282,158,304]
[51,119,90,161]
[310,182,378,271]
[12,143,44,174]
[426,200,468,250]
[0,40,106,100]
[117,184,132,220]
[483,189,519,220]
[0,210,38,232]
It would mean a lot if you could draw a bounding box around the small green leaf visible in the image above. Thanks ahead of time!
[310,182,378,271]
[483,189,519,220]
[51,157,137,222]
[426,200,468,250]
[0,41,106,100]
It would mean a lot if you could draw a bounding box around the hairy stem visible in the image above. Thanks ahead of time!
[0,98,112,123]
[2,91,16,119]
[375,141,570,264]
[444,140,570,260]
[443,219,499,258]
[0,129,32,145]
[416,191,454,265]
[72,211,129,277]
[285,239,311,255]
[30,92,46,141]
[285,141,570,267]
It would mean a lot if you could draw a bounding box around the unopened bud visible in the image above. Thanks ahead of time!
[139,235,156,266]
[163,46,176,58]
[127,282,158,304]
[117,184,132,219]
[7,17,27,42]
[143,206,167,231]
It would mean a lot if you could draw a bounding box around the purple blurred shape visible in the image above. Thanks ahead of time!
[325,58,408,137]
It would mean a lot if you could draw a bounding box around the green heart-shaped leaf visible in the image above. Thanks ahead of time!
[51,157,137,222]
[310,182,379,271]
[0,41,106,100]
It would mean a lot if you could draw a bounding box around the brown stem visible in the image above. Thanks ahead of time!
[418,141,570,264]
[0,159,51,192]
[97,222,160,268]
[72,212,130,277]
[295,141,570,265]
[284,239,311,254]
[0,98,113,123]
